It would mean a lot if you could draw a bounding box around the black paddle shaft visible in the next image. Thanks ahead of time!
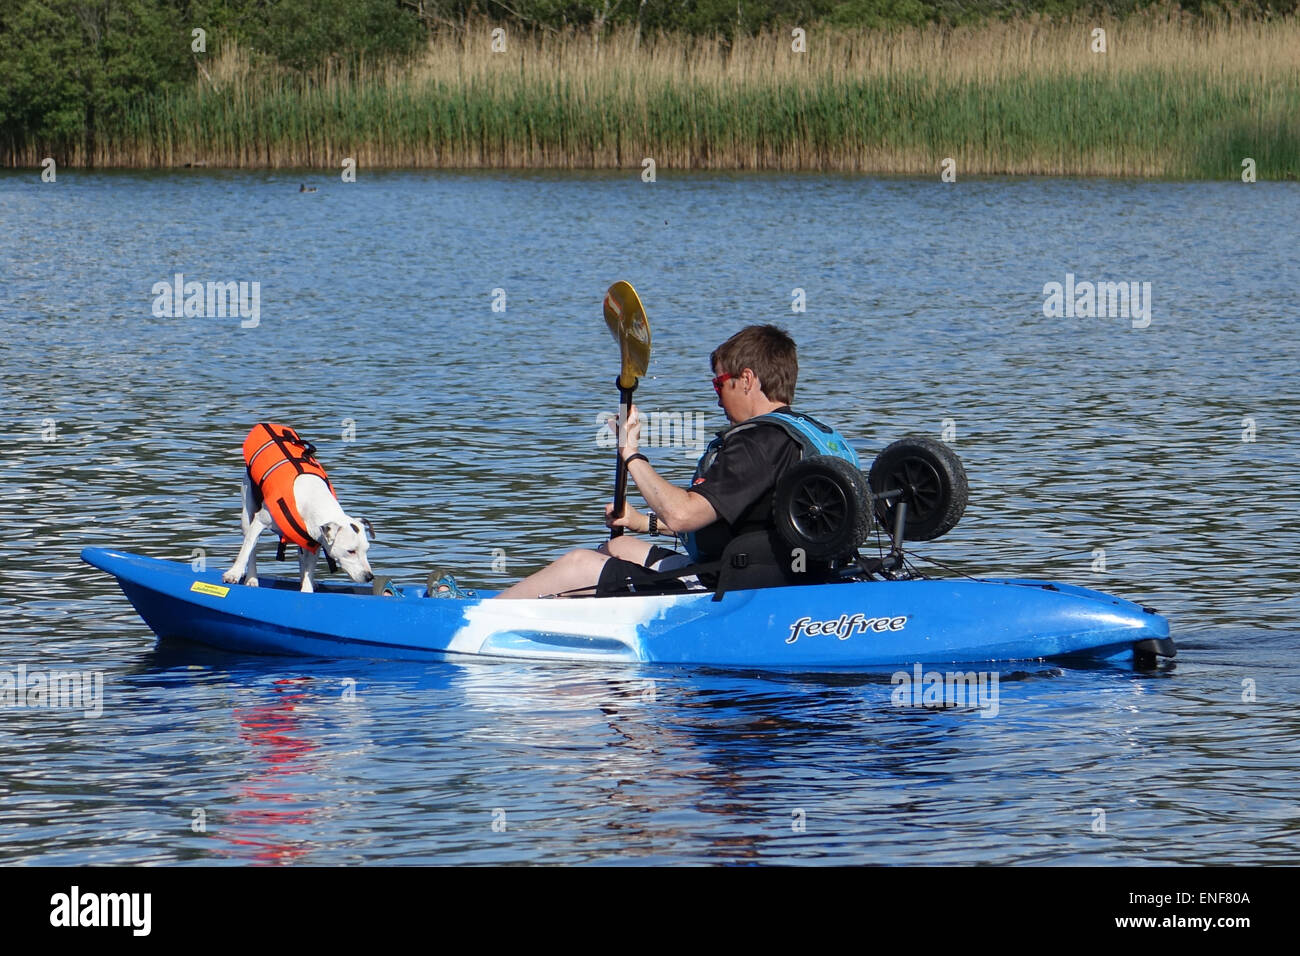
[610,379,638,539]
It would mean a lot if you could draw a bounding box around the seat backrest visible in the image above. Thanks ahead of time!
[713,530,821,600]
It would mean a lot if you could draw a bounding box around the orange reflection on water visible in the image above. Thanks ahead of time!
[215,677,323,863]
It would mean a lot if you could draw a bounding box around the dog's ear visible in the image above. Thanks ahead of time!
[321,522,342,547]
[360,517,376,541]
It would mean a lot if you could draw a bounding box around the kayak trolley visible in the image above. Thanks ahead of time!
[772,435,970,578]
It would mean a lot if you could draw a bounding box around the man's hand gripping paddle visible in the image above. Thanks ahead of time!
[603,281,651,539]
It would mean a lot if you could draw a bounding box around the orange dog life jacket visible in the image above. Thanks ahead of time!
[242,423,335,553]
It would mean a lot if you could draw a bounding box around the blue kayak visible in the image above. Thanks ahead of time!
[81,547,1173,670]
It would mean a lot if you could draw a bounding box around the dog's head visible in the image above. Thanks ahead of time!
[322,518,374,584]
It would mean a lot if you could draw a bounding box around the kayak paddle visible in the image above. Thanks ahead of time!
[603,280,651,538]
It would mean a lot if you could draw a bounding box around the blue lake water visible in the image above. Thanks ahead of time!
[1,170,1298,864]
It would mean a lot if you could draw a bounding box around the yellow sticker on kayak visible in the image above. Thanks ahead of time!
[191,581,230,598]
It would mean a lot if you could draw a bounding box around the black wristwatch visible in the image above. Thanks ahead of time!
[624,453,650,468]
[647,513,660,536]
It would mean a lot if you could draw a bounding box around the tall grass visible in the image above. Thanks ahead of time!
[20,10,1300,177]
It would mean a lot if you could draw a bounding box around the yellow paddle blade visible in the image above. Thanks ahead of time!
[603,281,651,389]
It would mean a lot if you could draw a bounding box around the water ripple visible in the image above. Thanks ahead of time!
[1,170,1297,864]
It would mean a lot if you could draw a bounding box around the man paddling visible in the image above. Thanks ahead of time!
[494,324,859,599]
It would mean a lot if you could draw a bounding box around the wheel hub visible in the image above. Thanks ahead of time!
[792,476,846,541]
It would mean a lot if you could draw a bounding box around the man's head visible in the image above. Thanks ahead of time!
[710,324,798,406]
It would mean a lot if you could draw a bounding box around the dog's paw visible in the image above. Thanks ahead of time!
[222,569,242,584]
[246,577,259,588]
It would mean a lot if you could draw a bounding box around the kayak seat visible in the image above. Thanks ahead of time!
[712,530,832,599]
[595,531,838,600]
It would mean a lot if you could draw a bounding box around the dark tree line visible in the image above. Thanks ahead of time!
[1,0,1292,161]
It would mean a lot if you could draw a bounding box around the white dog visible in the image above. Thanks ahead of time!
[223,423,373,592]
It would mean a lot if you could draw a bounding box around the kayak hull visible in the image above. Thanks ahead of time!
[82,548,1172,670]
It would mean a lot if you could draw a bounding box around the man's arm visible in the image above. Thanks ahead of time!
[608,403,717,534]
[623,458,717,533]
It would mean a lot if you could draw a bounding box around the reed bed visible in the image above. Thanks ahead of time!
[22,11,1300,177]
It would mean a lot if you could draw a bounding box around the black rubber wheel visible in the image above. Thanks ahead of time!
[868,436,968,541]
[773,455,874,560]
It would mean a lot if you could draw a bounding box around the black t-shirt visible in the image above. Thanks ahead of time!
[687,407,803,562]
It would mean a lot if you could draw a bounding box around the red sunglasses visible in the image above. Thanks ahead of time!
[712,372,735,392]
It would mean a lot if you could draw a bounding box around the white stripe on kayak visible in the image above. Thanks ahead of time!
[448,593,689,660]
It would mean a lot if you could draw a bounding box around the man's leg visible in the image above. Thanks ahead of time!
[597,535,654,565]
[494,548,611,600]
